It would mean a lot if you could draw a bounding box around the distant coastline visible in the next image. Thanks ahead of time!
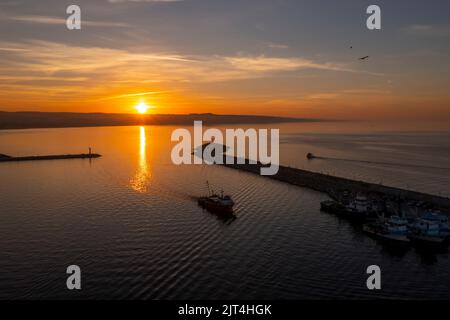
[0,111,322,130]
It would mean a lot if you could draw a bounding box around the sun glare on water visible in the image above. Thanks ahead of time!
[136,102,150,114]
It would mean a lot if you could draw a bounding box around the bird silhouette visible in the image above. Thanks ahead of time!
[359,56,369,60]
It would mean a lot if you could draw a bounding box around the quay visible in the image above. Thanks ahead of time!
[221,158,450,211]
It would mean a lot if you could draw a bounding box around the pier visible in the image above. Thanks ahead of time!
[221,158,450,211]
[0,151,101,162]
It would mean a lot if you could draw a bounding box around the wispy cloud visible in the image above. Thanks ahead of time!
[101,91,170,100]
[306,89,391,100]
[225,55,350,73]
[0,40,362,104]
[267,43,289,50]
[0,47,29,52]
[405,24,450,37]
[5,15,129,28]
[0,40,354,79]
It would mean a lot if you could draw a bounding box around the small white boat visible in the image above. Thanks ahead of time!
[344,195,378,221]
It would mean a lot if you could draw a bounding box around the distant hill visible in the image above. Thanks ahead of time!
[0,111,320,130]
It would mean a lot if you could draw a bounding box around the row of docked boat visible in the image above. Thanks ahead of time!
[320,196,450,248]
[363,214,449,247]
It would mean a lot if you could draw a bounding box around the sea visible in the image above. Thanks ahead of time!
[1,121,450,299]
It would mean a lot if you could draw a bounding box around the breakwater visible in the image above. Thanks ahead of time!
[221,160,450,211]
[0,153,101,162]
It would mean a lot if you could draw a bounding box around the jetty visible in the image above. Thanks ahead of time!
[0,149,101,162]
[221,157,450,211]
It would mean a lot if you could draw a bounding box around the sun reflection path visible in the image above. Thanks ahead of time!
[130,126,151,193]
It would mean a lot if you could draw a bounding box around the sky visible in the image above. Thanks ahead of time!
[0,0,450,122]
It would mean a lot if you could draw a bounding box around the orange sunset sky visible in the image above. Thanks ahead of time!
[0,0,450,122]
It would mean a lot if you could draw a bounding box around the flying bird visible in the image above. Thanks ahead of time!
[359,56,369,60]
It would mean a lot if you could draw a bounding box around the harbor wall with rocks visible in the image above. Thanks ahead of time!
[221,160,450,211]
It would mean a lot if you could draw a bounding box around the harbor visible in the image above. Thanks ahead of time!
[2,125,450,299]
[221,156,450,211]
[219,153,450,249]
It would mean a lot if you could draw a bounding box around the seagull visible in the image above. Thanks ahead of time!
[359,56,369,60]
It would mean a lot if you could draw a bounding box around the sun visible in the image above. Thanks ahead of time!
[135,102,150,114]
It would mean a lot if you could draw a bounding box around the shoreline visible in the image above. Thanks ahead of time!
[0,111,322,131]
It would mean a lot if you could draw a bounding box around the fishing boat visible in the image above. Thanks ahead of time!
[346,195,372,214]
[198,181,235,215]
[320,194,377,222]
[422,212,450,238]
[320,200,346,214]
[408,219,447,246]
[363,215,410,246]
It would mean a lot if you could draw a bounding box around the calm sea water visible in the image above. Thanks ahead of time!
[0,122,450,300]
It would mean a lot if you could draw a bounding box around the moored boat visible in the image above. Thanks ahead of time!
[421,212,450,238]
[408,219,447,247]
[320,194,377,222]
[363,215,410,246]
[320,200,346,214]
